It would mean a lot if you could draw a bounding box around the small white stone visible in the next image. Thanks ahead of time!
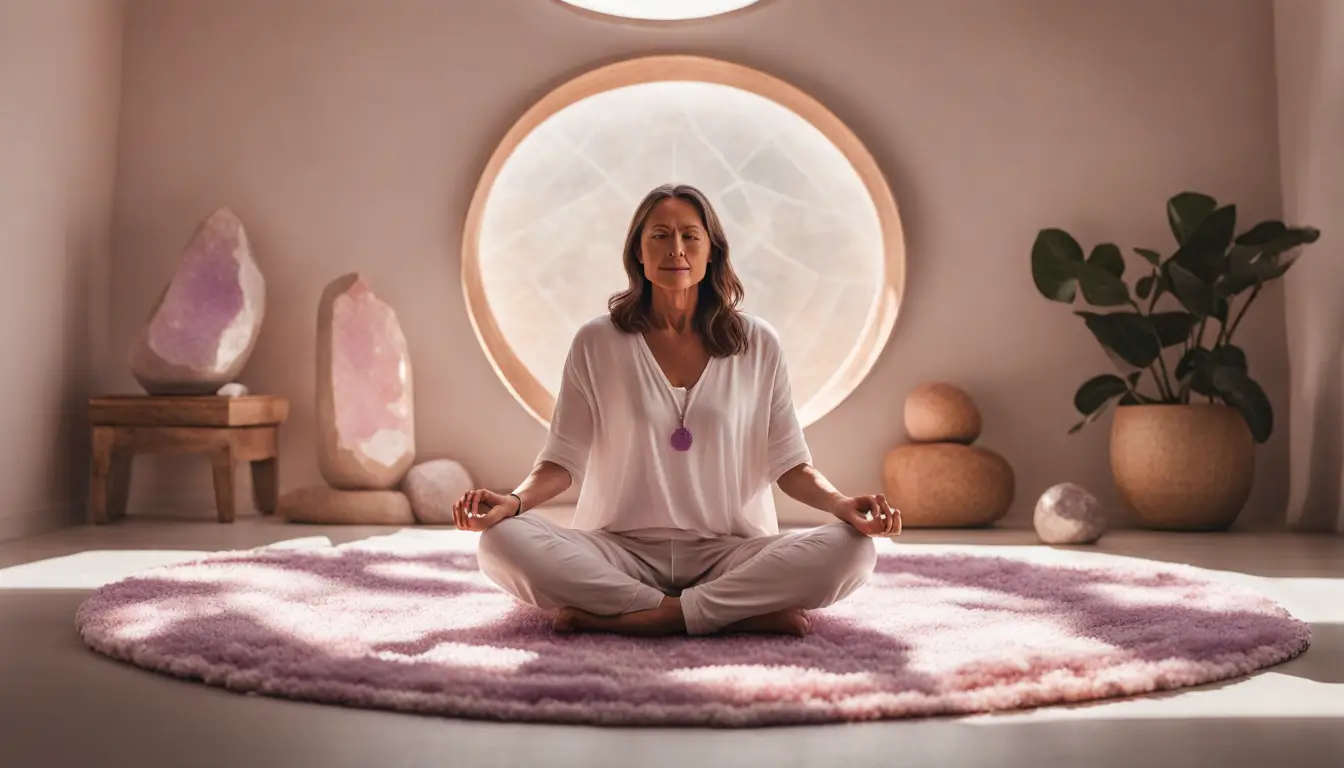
[402,459,475,525]
[216,382,249,397]
[1034,482,1106,545]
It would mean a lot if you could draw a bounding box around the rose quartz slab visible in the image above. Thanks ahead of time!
[317,273,415,489]
[128,208,265,394]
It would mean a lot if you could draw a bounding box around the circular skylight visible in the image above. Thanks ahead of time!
[462,56,906,428]
[557,0,764,21]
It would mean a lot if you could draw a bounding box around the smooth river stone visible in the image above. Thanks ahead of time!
[402,459,474,525]
[317,273,416,490]
[904,382,982,444]
[128,208,265,394]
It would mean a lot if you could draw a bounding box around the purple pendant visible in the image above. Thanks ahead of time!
[670,425,693,451]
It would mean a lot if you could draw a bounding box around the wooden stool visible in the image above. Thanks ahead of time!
[88,395,289,524]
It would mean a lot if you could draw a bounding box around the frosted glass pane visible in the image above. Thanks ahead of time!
[474,79,889,424]
[557,0,763,21]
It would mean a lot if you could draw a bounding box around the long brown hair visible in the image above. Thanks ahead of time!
[607,183,748,357]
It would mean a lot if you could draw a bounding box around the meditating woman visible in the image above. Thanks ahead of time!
[453,183,900,637]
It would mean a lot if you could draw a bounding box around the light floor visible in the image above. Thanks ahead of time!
[1,512,1341,768]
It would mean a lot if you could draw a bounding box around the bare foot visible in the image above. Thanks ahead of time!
[552,598,686,636]
[552,606,582,634]
[723,608,811,636]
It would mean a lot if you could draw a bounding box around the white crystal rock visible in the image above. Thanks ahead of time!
[1034,482,1106,544]
[217,382,249,397]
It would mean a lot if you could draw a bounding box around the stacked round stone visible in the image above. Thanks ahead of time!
[882,382,1015,527]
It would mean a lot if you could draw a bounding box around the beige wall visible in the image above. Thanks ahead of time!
[108,0,1291,529]
[0,0,123,541]
[1274,0,1344,533]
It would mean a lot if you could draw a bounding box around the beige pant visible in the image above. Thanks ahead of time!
[476,514,877,635]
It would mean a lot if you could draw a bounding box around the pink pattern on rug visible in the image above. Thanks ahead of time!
[74,537,1311,727]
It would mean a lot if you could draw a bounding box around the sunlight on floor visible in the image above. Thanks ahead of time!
[1,550,216,589]
[964,673,1344,723]
[0,536,333,589]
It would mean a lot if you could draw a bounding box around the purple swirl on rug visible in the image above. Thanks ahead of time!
[73,536,1311,727]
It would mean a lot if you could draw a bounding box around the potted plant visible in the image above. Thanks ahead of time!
[1031,191,1319,530]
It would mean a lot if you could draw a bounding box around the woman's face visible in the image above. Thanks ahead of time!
[639,196,712,292]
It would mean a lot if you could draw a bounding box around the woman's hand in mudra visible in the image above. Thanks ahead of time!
[452,488,517,532]
[832,494,901,537]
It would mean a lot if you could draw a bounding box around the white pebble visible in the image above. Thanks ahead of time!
[1034,482,1106,545]
[217,382,249,397]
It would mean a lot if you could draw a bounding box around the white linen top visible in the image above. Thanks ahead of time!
[535,311,813,540]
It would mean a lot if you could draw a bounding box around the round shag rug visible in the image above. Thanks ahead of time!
[74,532,1311,727]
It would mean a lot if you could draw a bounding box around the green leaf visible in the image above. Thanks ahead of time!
[1220,244,1262,295]
[1168,192,1218,245]
[1118,371,1159,405]
[1171,204,1236,281]
[1212,344,1247,371]
[1166,261,1216,317]
[1175,347,1203,379]
[1076,311,1161,367]
[1150,311,1199,347]
[1074,374,1130,414]
[1223,242,1309,295]
[1234,220,1288,247]
[1227,243,1259,269]
[1176,347,1213,395]
[1153,270,1171,303]
[1205,218,1315,295]
[1177,345,1247,397]
[1134,248,1163,267]
[1068,398,1115,434]
[1136,274,1155,300]
[1071,370,1150,433]
[1267,252,1303,280]
[1076,261,1131,306]
[1079,244,1131,305]
[1211,366,1273,443]
[1283,226,1322,249]
[1088,243,1125,278]
[1032,229,1084,303]
[1235,221,1319,251]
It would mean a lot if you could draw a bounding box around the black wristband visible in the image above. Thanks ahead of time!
[508,493,524,516]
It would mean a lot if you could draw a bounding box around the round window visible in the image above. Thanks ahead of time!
[462,55,906,427]
[555,0,765,21]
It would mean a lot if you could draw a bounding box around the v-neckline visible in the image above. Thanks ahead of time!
[636,331,713,400]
